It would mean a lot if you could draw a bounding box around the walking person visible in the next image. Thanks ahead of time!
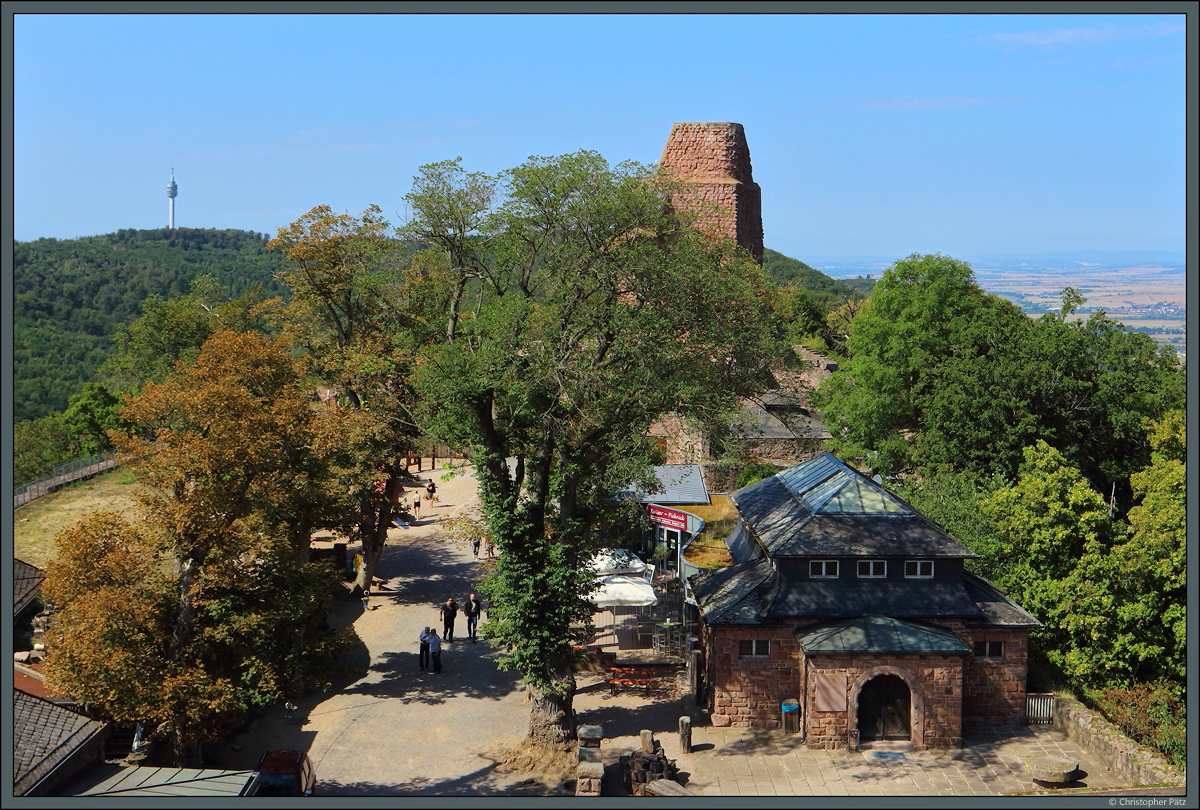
[464,593,483,642]
[471,536,481,559]
[412,493,421,520]
[429,628,442,673]
[485,539,495,560]
[418,626,432,671]
[425,478,437,503]
[440,597,459,642]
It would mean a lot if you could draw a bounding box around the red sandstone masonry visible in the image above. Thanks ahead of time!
[704,620,1033,749]
[660,122,764,263]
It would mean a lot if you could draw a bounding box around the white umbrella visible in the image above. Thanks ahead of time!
[590,548,647,576]
[591,574,658,608]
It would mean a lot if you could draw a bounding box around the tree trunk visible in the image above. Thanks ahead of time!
[353,487,395,596]
[170,556,201,656]
[527,671,578,747]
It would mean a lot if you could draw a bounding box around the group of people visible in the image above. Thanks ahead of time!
[419,593,485,673]
[409,478,438,520]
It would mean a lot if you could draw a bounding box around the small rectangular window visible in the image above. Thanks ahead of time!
[810,560,839,578]
[738,639,770,658]
[857,559,886,578]
[974,641,1004,659]
[905,560,934,578]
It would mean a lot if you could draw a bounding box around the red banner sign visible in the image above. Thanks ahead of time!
[647,504,688,531]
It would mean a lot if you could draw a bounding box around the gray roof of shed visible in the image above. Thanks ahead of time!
[15,557,45,615]
[14,688,108,795]
[623,464,709,505]
[68,765,255,796]
[731,405,832,440]
[796,615,973,654]
[732,453,977,558]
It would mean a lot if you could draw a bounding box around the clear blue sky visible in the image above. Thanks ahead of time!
[12,10,1189,262]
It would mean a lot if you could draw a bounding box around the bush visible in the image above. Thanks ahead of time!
[736,462,779,490]
[1086,680,1186,771]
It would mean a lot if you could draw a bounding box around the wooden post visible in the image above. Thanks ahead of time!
[640,729,655,753]
[678,716,692,754]
[689,649,701,702]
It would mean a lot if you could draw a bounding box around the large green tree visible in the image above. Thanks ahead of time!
[812,254,1184,503]
[407,151,782,746]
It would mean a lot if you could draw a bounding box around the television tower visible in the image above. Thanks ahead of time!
[166,169,178,229]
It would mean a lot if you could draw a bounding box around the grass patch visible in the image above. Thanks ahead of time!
[13,469,142,569]
[683,495,737,570]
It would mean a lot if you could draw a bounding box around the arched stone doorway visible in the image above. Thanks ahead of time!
[850,666,925,747]
[857,674,910,740]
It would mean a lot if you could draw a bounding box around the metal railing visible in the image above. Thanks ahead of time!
[13,451,119,509]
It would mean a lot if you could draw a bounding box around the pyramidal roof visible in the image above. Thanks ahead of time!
[775,453,912,516]
[732,453,976,559]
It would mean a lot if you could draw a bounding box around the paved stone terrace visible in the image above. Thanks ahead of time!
[654,722,1123,796]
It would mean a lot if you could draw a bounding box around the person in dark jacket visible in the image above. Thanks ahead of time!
[419,626,432,671]
[440,597,459,641]
[464,593,483,642]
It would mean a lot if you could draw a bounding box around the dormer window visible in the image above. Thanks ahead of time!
[857,560,886,578]
[905,560,934,579]
[810,560,839,578]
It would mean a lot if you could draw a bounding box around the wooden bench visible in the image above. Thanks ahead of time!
[604,665,663,696]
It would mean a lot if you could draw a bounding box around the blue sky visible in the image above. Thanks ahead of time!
[12,11,1189,263]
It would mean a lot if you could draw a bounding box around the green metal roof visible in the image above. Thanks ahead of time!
[795,615,972,654]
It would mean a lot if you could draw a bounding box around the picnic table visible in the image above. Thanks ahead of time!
[604,664,664,696]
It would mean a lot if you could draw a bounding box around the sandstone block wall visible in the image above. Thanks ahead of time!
[803,653,965,750]
[960,628,1030,725]
[1053,696,1184,787]
[660,122,764,262]
[708,626,801,729]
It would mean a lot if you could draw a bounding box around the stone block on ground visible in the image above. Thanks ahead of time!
[1027,755,1079,784]
[578,724,603,748]
[644,778,694,796]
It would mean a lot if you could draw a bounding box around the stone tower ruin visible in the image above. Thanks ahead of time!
[659,122,763,263]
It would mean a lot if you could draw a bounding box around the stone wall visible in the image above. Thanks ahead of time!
[704,619,1029,748]
[708,625,801,728]
[1053,696,1184,787]
[660,122,763,262]
[803,653,965,750]
[960,628,1029,725]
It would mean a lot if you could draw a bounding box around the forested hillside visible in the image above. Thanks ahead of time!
[13,228,289,422]
[761,248,864,310]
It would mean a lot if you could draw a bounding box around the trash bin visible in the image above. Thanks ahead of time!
[781,699,800,734]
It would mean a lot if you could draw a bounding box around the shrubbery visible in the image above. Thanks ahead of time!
[1086,681,1186,771]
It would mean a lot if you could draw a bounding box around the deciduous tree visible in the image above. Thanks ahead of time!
[268,206,427,595]
[92,329,348,762]
[408,151,781,746]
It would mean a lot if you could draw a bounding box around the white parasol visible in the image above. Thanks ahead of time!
[591,574,658,608]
